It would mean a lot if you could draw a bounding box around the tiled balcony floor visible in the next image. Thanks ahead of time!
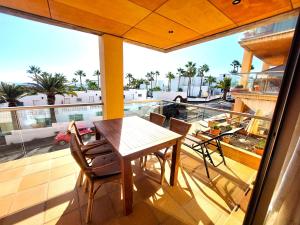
[0,146,256,225]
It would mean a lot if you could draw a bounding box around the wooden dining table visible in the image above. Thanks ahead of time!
[93,116,182,215]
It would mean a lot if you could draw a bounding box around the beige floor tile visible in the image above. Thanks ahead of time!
[0,178,22,198]
[44,191,79,223]
[0,167,25,183]
[118,202,159,225]
[50,149,70,158]
[0,194,15,219]
[77,183,107,207]
[183,198,223,225]
[10,184,48,213]
[44,209,81,225]
[23,161,51,176]
[0,158,29,172]
[147,205,169,224]
[108,187,142,216]
[27,154,52,164]
[161,216,190,225]
[47,174,77,199]
[146,188,196,225]
[2,203,45,225]
[51,156,75,169]
[18,170,50,191]
[49,163,78,180]
[80,195,116,225]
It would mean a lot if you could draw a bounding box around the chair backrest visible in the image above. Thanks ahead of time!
[150,112,166,126]
[69,133,89,172]
[68,121,84,145]
[170,118,192,138]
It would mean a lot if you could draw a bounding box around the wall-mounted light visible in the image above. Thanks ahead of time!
[232,0,241,5]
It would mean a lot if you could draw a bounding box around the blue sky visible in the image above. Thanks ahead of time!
[0,12,262,83]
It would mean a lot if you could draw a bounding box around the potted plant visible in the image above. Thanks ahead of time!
[225,125,233,131]
[222,136,231,143]
[253,139,266,155]
[210,125,221,136]
[193,129,202,137]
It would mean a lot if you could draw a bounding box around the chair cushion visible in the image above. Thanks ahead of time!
[84,143,113,156]
[86,139,108,146]
[91,153,121,178]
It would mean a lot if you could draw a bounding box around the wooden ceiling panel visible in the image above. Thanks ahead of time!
[49,0,131,36]
[128,0,168,11]
[209,0,292,25]
[124,27,178,49]
[291,0,300,8]
[53,0,151,26]
[0,0,50,17]
[134,13,200,43]
[156,0,236,35]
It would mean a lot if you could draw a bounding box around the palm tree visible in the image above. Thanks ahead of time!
[198,64,209,97]
[146,72,155,90]
[74,70,86,88]
[166,72,175,91]
[28,72,76,123]
[126,73,133,87]
[155,71,160,87]
[205,75,216,97]
[93,70,100,89]
[184,61,197,97]
[230,60,241,74]
[0,82,27,130]
[144,80,150,91]
[27,65,41,78]
[217,77,231,100]
[177,67,185,91]
[86,79,98,90]
[71,78,78,87]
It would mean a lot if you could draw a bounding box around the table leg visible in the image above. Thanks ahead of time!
[95,130,101,140]
[121,159,133,215]
[170,139,181,186]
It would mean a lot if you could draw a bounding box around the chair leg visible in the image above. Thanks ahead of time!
[160,159,166,185]
[78,170,84,187]
[86,181,94,224]
[143,156,148,169]
[139,157,144,168]
[84,178,89,193]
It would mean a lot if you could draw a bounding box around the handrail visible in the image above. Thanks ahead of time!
[0,100,161,112]
[162,100,272,121]
[125,99,161,104]
[0,102,104,112]
[0,99,272,121]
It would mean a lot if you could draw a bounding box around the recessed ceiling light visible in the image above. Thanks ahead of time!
[232,0,241,5]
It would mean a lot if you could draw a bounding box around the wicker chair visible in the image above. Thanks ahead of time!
[146,118,191,184]
[70,134,121,223]
[68,121,113,187]
[149,112,166,126]
[140,113,166,168]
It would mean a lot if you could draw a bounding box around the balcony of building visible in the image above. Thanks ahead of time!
[0,101,263,225]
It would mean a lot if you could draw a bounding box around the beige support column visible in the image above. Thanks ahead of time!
[99,34,124,119]
[262,62,270,71]
[240,49,253,88]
